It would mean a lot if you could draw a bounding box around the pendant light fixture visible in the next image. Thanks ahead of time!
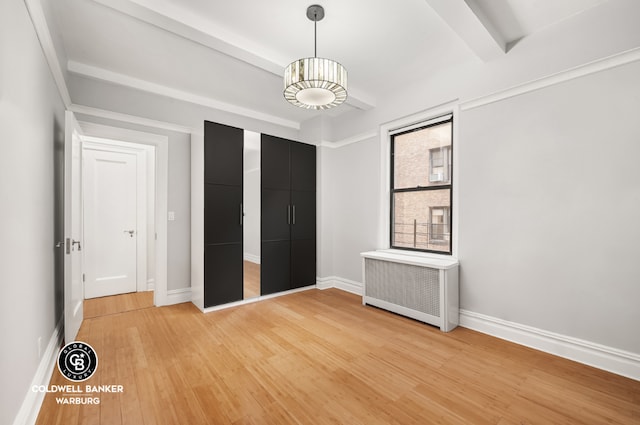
[284,5,347,109]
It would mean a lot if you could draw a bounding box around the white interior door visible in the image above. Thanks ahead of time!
[84,149,138,299]
[64,111,83,343]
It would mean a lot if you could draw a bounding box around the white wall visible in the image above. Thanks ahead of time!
[319,59,640,359]
[320,138,380,282]
[0,1,66,423]
[458,60,640,354]
[316,147,334,278]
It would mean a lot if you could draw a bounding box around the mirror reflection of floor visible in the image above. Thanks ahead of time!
[244,261,260,299]
[84,291,154,319]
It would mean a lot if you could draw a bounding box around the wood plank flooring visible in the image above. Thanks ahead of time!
[84,291,154,319]
[36,289,640,425]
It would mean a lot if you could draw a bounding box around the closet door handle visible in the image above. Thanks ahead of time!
[292,205,296,225]
[287,205,291,225]
[240,204,243,226]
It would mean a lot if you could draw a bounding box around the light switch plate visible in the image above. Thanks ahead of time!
[168,211,175,221]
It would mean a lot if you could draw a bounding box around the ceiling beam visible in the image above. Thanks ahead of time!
[91,0,375,110]
[424,0,506,62]
[68,61,301,130]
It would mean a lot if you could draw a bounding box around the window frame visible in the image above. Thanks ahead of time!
[389,116,453,255]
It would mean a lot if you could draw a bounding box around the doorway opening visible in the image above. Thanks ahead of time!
[82,137,156,304]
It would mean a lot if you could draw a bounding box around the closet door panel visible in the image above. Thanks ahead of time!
[261,134,290,190]
[291,190,316,241]
[261,189,290,241]
[204,243,243,307]
[204,121,243,186]
[290,142,316,192]
[204,184,243,244]
[291,239,316,289]
[261,240,291,295]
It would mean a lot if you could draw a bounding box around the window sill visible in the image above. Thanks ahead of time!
[361,249,459,270]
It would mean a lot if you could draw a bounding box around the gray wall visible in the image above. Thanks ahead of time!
[75,114,192,291]
[319,138,380,282]
[320,60,640,355]
[0,1,66,423]
[458,60,640,354]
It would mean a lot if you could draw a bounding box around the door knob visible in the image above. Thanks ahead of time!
[124,230,135,237]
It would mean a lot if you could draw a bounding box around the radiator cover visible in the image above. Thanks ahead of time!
[361,252,459,332]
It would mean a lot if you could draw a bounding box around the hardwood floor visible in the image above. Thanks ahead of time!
[37,289,639,424]
[84,291,154,319]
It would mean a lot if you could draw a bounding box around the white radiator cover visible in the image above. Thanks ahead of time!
[361,251,459,332]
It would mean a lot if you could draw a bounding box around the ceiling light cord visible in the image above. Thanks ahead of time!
[314,11,317,58]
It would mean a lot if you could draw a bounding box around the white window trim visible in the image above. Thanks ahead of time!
[378,100,460,259]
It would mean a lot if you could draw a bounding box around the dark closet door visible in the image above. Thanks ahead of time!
[204,185,243,244]
[261,134,290,295]
[204,244,243,306]
[261,135,316,295]
[290,190,315,241]
[261,189,290,241]
[290,141,316,191]
[205,121,243,186]
[204,121,243,308]
[261,134,290,190]
[261,241,291,295]
[291,239,316,289]
[290,142,316,289]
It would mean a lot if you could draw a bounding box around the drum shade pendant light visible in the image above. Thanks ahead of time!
[284,5,347,109]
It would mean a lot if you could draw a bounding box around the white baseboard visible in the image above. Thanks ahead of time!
[459,309,640,381]
[243,253,260,264]
[200,285,315,314]
[316,276,363,296]
[166,287,191,305]
[146,278,155,291]
[317,275,640,381]
[13,318,63,425]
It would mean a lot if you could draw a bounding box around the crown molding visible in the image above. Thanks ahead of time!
[70,104,193,134]
[320,130,378,149]
[23,0,71,107]
[461,46,640,111]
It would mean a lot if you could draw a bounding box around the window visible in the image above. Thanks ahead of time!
[390,116,452,254]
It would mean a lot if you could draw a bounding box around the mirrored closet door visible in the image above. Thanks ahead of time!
[243,131,260,299]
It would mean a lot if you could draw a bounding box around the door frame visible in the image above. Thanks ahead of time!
[82,139,153,295]
[64,111,84,343]
[77,121,170,306]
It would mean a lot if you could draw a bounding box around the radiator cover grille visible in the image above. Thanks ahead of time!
[364,258,440,317]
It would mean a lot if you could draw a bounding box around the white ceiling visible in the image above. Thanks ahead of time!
[48,0,621,128]
[469,0,609,45]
